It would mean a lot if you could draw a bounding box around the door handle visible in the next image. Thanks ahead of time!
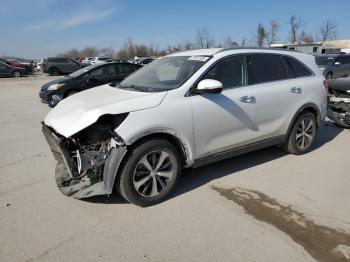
[240,96,256,104]
[290,87,303,94]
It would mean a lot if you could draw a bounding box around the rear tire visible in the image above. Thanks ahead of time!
[326,72,333,79]
[283,112,317,155]
[117,139,181,207]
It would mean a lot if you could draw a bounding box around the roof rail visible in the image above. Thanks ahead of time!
[216,47,301,54]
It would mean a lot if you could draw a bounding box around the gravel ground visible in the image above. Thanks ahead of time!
[0,75,349,262]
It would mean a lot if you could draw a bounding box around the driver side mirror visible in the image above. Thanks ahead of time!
[195,79,223,94]
[334,61,341,66]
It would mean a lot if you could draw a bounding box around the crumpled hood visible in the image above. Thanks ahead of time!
[44,84,167,137]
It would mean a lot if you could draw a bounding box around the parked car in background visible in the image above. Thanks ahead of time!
[90,57,113,65]
[42,48,327,206]
[0,62,28,77]
[82,57,94,64]
[8,59,34,73]
[0,58,33,73]
[314,54,336,71]
[34,59,44,71]
[134,56,156,65]
[42,57,89,75]
[319,54,350,79]
[39,62,142,107]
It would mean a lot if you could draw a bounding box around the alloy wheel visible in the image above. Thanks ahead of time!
[296,117,315,150]
[13,71,20,77]
[133,151,174,197]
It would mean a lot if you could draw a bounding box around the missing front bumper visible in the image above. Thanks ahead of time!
[42,124,127,199]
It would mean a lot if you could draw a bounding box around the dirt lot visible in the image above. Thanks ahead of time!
[0,75,349,262]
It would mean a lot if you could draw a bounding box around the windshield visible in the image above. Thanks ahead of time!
[315,56,334,66]
[68,64,97,77]
[118,56,210,92]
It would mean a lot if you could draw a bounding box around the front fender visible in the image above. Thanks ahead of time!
[124,128,194,167]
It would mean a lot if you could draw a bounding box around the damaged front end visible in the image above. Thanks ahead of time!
[42,114,128,199]
[327,79,350,128]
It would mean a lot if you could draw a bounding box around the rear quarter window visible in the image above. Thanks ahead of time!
[283,56,313,78]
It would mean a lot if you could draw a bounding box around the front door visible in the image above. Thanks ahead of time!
[191,55,258,159]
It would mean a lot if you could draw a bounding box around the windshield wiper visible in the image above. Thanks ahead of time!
[115,83,148,92]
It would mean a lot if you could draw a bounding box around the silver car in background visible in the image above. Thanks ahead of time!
[42,48,327,206]
[316,54,350,79]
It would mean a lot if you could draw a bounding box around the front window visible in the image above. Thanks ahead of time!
[68,64,97,77]
[118,56,210,92]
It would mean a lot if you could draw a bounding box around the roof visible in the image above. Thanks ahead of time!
[168,47,304,58]
[168,48,223,57]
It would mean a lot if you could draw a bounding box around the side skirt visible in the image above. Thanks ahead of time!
[193,135,285,168]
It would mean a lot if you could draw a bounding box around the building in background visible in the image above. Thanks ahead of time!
[270,40,350,54]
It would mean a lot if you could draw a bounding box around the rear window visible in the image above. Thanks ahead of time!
[284,56,312,78]
[246,54,288,85]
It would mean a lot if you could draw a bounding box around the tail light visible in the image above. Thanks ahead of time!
[323,79,328,91]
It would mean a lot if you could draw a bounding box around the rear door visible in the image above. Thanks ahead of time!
[247,54,304,141]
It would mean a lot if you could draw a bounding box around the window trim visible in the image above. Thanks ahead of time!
[189,54,247,95]
[281,55,314,79]
[189,52,315,96]
[246,53,290,85]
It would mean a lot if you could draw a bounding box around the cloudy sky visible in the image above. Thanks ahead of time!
[1,0,349,58]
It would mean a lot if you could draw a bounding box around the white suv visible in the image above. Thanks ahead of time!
[42,48,327,206]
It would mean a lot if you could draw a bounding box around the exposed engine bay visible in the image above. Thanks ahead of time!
[327,78,350,128]
[42,114,128,198]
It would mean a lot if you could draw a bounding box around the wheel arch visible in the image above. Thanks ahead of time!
[125,130,193,168]
[286,103,321,139]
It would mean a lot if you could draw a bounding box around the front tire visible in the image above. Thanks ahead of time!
[117,139,181,206]
[13,71,21,78]
[283,112,317,155]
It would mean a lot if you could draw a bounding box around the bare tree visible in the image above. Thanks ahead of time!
[80,46,100,57]
[223,36,239,48]
[195,27,215,49]
[57,48,80,58]
[183,40,194,50]
[99,47,115,57]
[299,30,314,44]
[256,23,267,47]
[289,15,302,43]
[319,20,337,44]
[266,19,279,45]
[241,38,247,47]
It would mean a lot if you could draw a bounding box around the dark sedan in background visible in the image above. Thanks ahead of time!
[39,62,142,107]
[0,62,29,77]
